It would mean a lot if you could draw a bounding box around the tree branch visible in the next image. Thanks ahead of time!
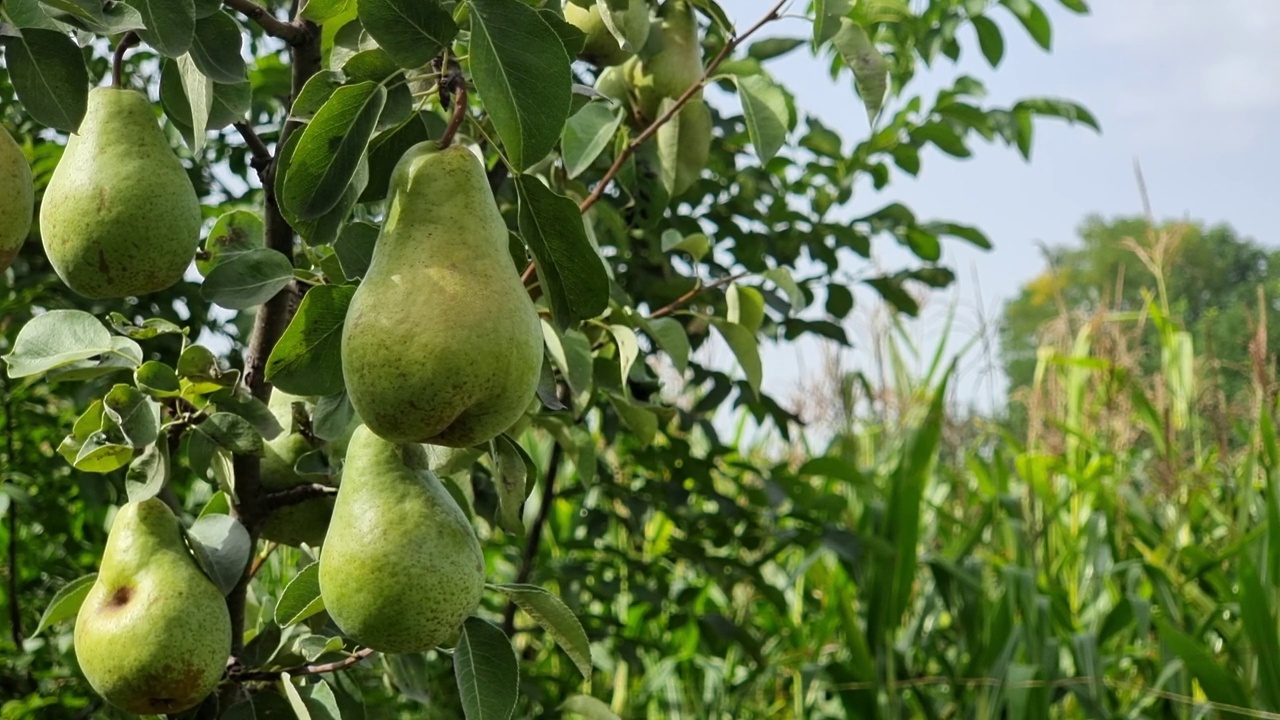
[223,0,307,44]
[234,647,377,682]
[502,442,564,634]
[262,483,336,513]
[233,121,272,183]
[649,272,748,319]
[577,0,789,215]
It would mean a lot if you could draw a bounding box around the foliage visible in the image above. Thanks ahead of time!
[0,0,1095,717]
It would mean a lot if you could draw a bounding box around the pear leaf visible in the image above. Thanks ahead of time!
[454,617,520,720]
[2,310,113,379]
[469,0,573,170]
[659,229,711,263]
[280,81,386,220]
[282,671,344,720]
[103,384,160,448]
[561,101,623,179]
[198,491,232,518]
[134,361,182,398]
[125,0,196,58]
[189,10,246,84]
[300,0,355,23]
[275,562,326,627]
[333,222,379,281]
[494,583,592,679]
[175,53,213,153]
[514,176,609,329]
[195,412,264,456]
[1,28,87,133]
[33,573,96,637]
[186,513,252,596]
[209,387,285,441]
[642,317,690,374]
[608,393,658,446]
[832,18,888,124]
[357,0,457,69]
[265,284,356,396]
[200,247,295,309]
[710,319,762,396]
[562,695,622,720]
[734,72,790,163]
[490,435,527,536]
[125,440,170,502]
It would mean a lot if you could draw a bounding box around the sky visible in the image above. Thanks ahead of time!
[711,0,1280,417]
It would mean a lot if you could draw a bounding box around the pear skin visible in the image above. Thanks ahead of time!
[564,1,651,67]
[341,142,543,448]
[0,127,33,271]
[74,498,231,715]
[41,87,202,298]
[629,0,703,120]
[258,390,334,547]
[318,426,485,654]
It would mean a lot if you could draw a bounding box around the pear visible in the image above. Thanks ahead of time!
[258,390,336,547]
[0,127,33,271]
[628,0,703,120]
[41,87,202,298]
[74,498,231,714]
[319,425,485,653]
[564,1,651,67]
[342,142,543,448]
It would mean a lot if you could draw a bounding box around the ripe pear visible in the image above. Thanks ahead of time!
[564,1,651,67]
[342,142,543,448]
[0,127,33,271]
[656,95,711,197]
[74,498,231,715]
[258,390,335,548]
[41,87,202,298]
[318,425,485,654]
[628,0,703,120]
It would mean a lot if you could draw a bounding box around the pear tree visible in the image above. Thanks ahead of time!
[0,0,1097,716]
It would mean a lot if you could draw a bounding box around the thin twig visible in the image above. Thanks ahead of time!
[262,483,337,513]
[233,122,272,182]
[438,67,468,148]
[576,0,789,215]
[223,0,307,44]
[235,647,376,681]
[248,542,278,579]
[502,443,564,634]
[649,272,748,319]
[110,32,140,89]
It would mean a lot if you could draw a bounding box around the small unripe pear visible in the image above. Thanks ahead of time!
[564,1,651,67]
[0,127,33,271]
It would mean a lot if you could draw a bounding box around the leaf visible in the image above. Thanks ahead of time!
[196,412,264,456]
[735,73,789,163]
[495,584,591,678]
[72,436,134,473]
[186,513,252,596]
[813,0,853,48]
[1005,0,1051,49]
[490,435,527,536]
[125,0,195,58]
[172,54,213,153]
[200,248,295,309]
[33,573,97,637]
[832,18,888,124]
[199,210,265,275]
[3,310,112,379]
[199,491,232,518]
[275,562,326,627]
[282,672,343,720]
[469,0,573,170]
[644,317,690,374]
[710,319,762,395]
[265,284,356,396]
[0,28,88,132]
[357,0,457,69]
[562,102,623,179]
[971,15,1004,66]
[290,70,344,121]
[281,81,386,220]
[210,387,285,441]
[189,10,246,84]
[1154,616,1251,709]
[301,0,354,23]
[727,284,765,333]
[333,222,378,281]
[37,0,143,33]
[454,617,520,720]
[103,384,160,448]
[125,440,170,502]
[562,696,620,720]
[609,394,657,446]
[659,229,711,263]
[763,267,806,311]
[360,114,430,203]
[514,176,609,329]
[135,361,181,398]
[608,324,639,388]
[312,392,356,443]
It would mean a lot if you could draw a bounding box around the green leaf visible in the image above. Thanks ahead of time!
[608,324,639,389]
[1154,616,1251,709]
[361,113,430,202]
[125,0,195,58]
[189,11,246,83]
[199,491,232,518]
[813,0,853,48]
[562,102,623,179]
[38,0,143,33]
[490,435,527,536]
[1239,559,1280,709]
[281,81,386,220]
[763,267,806,311]
[186,513,252,596]
[175,54,213,152]
[33,573,96,637]
[727,284,765,333]
[495,584,592,678]
[3,310,112,379]
[832,18,888,124]
[735,73,789,163]
[1,28,88,132]
[454,617,520,720]
[562,695,621,720]
[710,319,762,395]
[971,15,1004,66]
[275,562,326,627]
[210,387,285,441]
[357,0,457,69]
[301,0,354,23]
[747,37,805,61]
[282,671,343,720]
[515,176,609,329]
[134,361,181,398]
[609,393,658,445]
[265,284,356,396]
[644,317,690,374]
[200,248,294,309]
[103,384,160,448]
[199,210,264,276]
[125,440,170,502]
[470,0,573,170]
[660,229,711,263]
[1004,0,1051,49]
[333,222,378,281]
[289,70,344,121]
[196,412,264,455]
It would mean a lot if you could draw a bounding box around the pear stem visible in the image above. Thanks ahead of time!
[234,647,376,681]
[438,71,468,149]
[110,32,140,89]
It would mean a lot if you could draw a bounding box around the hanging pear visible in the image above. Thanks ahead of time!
[628,0,704,121]
[319,425,485,654]
[74,498,231,714]
[258,390,337,547]
[0,126,33,272]
[564,0,651,67]
[41,87,202,298]
[341,141,543,448]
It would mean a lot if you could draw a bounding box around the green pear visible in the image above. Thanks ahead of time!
[319,425,485,653]
[258,390,335,548]
[595,60,636,104]
[564,1,651,67]
[628,0,703,120]
[41,87,202,298]
[74,498,231,714]
[656,95,711,197]
[342,142,543,448]
[0,127,33,271]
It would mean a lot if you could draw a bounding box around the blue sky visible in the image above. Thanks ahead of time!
[714,0,1280,415]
